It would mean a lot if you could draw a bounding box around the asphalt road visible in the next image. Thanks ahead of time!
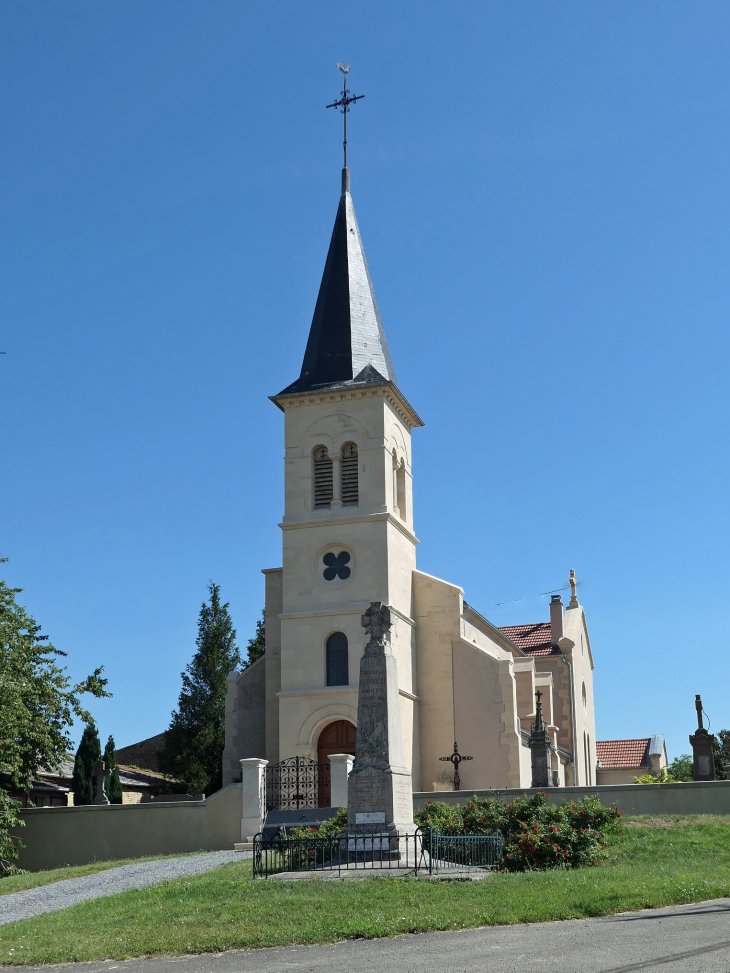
[8,897,730,973]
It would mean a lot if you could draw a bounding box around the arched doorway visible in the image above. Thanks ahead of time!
[316,720,356,807]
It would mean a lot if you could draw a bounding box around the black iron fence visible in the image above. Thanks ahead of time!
[427,827,503,874]
[265,756,332,811]
[252,827,504,878]
[253,829,428,878]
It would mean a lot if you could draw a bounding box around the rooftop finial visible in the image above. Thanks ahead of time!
[326,63,365,174]
[569,568,579,608]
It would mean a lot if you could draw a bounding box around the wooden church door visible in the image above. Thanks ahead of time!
[316,720,356,807]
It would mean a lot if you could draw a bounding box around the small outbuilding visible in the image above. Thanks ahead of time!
[595,735,668,784]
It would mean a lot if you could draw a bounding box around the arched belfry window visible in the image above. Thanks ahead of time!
[313,446,333,508]
[326,632,349,686]
[341,442,358,506]
[396,462,406,520]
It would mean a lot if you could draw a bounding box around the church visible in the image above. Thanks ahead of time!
[223,165,598,795]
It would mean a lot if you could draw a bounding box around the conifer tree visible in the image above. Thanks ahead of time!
[72,723,102,805]
[244,609,265,667]
[104,735,123,804]
[159,582,240,795]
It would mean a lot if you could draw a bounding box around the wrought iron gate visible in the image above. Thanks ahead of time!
[265,756,332,811]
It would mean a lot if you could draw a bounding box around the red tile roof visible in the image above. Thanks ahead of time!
[498,622,560,656]
[596,739,650,769]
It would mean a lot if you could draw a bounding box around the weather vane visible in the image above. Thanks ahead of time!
[326,63,365,169]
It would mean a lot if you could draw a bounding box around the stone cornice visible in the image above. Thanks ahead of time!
[279,511,419,546]
[271,382,424,431]
[279,604,416,627]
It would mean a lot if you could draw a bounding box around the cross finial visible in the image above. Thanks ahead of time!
[534,689,545,731]
[361,601,392,642]
[326,63,365,172]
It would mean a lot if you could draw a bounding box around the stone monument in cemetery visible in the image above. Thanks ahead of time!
[690,694,716,781]
[347,602,414,836]
[529,690,551,788]
[93,760,111,806]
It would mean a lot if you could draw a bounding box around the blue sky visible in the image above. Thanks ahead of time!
[2,2,729,761]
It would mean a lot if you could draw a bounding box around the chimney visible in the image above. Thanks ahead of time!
[550,594,564,646]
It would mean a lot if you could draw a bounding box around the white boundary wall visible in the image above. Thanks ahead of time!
[413,780,730,816]
[13,780,730,873]
[13,784,242,872]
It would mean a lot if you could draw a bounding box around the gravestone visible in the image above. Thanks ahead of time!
[93,760,111,806]
[347,602,414,837]
[689,694,716,781]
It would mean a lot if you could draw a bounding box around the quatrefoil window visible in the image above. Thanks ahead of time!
[323,551,351,581]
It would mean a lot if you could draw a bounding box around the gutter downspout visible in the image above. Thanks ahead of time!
[561,655,577,785]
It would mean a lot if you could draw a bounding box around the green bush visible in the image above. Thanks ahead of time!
[632,769,676,783]
[415,792,622,872]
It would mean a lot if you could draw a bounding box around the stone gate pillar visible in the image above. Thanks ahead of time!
[328,753,354,808]
[240,757,268,841]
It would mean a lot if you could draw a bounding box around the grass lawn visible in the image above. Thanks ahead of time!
[1,816,730,964]
[0,852,209,897]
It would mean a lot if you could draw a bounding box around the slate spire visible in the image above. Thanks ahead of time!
[279,168,397,395]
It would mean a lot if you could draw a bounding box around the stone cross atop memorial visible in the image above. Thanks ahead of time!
[347,602,414,834]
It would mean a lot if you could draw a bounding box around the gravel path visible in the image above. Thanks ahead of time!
[0,850,248,926]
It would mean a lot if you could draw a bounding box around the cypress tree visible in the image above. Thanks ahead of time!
[159,582,240,795]
[72,723,101,805]
[243,609,265,667]
[104,735,123,804]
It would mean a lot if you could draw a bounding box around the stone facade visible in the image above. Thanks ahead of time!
[223,168,603,794]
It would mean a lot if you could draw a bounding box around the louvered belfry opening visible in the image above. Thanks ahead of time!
[313,447,333,508]
[341,442,358,506]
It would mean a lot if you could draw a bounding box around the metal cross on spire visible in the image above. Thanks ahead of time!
[326,63,365,170]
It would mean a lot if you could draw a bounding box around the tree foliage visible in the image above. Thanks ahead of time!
[104,735,123,805]
[158,582,240,795]
[243,609,265,668]
[72,723,102,805]
[666,754,693,782]
[0,557,109,874]
[714,729,730,779]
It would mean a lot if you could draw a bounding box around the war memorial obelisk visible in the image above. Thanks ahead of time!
[347,602,414,836]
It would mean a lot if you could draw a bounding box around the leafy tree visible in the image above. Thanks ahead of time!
[0,557,109,874]
[72,723,102,805]
[159,582,240,795]
[667,754,694,782]
[714,729,730,779]
[244,609,265,667]
[104,735,123,804]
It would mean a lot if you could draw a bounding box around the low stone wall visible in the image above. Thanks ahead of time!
[13,783,242,872]
[412,780,730,816]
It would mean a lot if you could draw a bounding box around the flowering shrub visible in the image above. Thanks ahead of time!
[289,806,348,841]
[282,807,349,869]
[415,792,622,872]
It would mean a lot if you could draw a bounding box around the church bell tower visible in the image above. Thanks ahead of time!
[268,165,423,772]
